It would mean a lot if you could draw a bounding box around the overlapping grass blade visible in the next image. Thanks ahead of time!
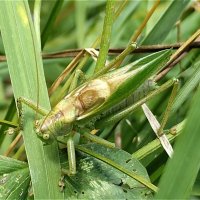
[75,1,87,48]
[95,0,115,72]
[0,1,63,199]
[172,61,200,114]
[41,0,64,48]
[0,98,16,146]
[155,84,200,199]
[141,0,190,45]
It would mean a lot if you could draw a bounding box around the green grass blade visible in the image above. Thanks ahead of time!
[0,1,63,199]
[155,85,200,199]
[172,61,200,114]
[0,98,16,145]
[33,0,41,47]
[95,0,115,72]
[141,0,190,45]
[133,120,185,162]
[41,0,64,49]
[75,1,86,47]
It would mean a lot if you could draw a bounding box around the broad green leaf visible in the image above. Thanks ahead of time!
[0,1,63,199]
[0,168,30,200]
[0,155,27,174]
[61,143,153,199]
[0,156,30,200]
[155,84,200,199]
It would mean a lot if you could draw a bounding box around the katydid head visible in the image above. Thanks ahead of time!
[35,119,56,144]
[34,99,76,144]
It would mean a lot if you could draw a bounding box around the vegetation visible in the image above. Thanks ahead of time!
[0,0,200,199]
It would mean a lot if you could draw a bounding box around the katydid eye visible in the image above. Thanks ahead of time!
[43,133,50,140]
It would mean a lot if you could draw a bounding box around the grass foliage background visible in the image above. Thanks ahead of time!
[0,0,200,199]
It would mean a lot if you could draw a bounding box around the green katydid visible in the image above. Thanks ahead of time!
[11,47,172,176]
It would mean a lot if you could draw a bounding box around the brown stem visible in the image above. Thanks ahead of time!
[48,50,85,95]
[0,42,200,62]
[155,52,188,81]
[155,29,200,81]
[4,133,22,156]
[41,41,200,58]
[131,0,160,42]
